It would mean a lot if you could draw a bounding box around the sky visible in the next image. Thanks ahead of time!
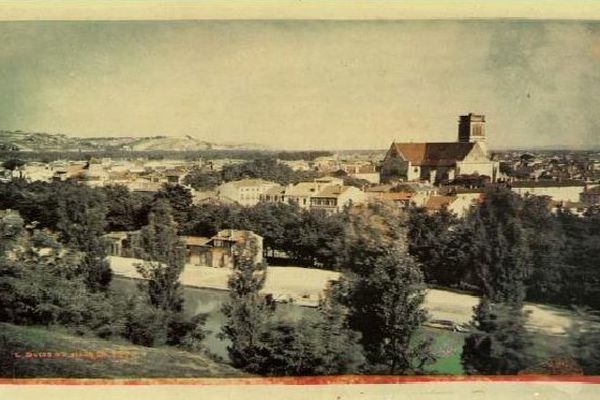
[0,20,599,150]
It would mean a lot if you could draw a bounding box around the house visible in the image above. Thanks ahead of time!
[184,230,263,268]
[104,231,141,258]
[380,113,499,185]
[260,177,344,209]
[310,184,367,214]
[217,179,279,206]
[343,163,380,184]
[105,229,263,268]
[424,194,478,218]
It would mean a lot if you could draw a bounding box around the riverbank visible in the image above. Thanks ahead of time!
[109,256,577,335]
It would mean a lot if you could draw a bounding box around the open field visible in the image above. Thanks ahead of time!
[0,322,245,379]
[110,256,581,336]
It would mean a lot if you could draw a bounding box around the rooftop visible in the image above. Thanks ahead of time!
[390,142,477,167]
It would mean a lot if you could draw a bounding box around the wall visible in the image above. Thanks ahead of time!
[511,185,585,202]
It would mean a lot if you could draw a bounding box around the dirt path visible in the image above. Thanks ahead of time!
[110,256,577,335]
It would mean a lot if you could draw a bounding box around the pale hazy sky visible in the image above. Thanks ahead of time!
[1,20,599,150]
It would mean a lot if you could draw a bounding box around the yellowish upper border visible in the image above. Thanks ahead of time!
[1,0,600,21]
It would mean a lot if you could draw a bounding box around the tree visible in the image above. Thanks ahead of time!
[1,158,25,171]
[333,202,435,374]
[153,184,193,229]
[461,187,535,374]
[56,182,111,291]
[0,213,114,332]
[221,158,319,186]
[520,195,566,304]
[467,188,531,305]
[220,234,273,373]
[102,184,152,231]
[132,199,203,347]
[568,309,600,374]
[135,199,186,314]
[182,167,222,190]
[255,293,364,376]
[220,235,364,375]
[408,206,474,287]
[462,300,534,374]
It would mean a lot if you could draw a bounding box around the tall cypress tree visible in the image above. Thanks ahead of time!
[220,234,273,372]
[135,199,186,314]
[461,187,535,374]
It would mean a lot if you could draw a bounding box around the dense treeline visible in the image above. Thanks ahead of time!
[219,202,433,375]
[2,178,600,375]
[408,190,600,310]
[0,150,333,163]
[3,179,599,309]
[184,158,321,190]
[0,196,209,354]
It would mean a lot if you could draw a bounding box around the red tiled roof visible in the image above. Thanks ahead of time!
[425,195,457,210]
[378,192,413,202]
[390,142,476,167]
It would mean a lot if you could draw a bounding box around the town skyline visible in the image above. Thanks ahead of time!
[1,20,600,150]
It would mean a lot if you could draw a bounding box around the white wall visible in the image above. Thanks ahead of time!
[511,185,585,202]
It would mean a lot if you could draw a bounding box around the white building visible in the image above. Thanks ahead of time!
[217,179,279,206]
[260,177,344,209]
[510,180,586,203]
[309,184,368,214]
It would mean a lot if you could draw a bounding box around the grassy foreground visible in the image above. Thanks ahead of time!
[0,322,245,379]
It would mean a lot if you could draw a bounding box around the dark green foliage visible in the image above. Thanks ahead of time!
[0,149,332,164]
[221,158,319,186]
[554,209,600,308]
[182,167,222,190]
[408,206,475,288]
[221,237,363,375]
[220,236,272,372]
[0,217,116,333]
[184,201,345,268]
[1,158,25,171]
[462,301,535,374]
[0,180,61,230]
[467,188,531,305]
[568,310,600,374]
[129,200,205,348]
[520,195,566,303]
[379,157,408,183]
[185,203,245,237]
[153,184,193,229]
[255,296,364,376]
[461,187,534,375]
[333,202,435,374]
[135,199,186,313]
[101,184,152,231]
[124,296,168,347]
[55,182,112,291]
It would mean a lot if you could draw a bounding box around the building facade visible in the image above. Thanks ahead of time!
[380,113,499,185]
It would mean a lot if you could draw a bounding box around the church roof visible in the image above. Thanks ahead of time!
[390,142,476,167]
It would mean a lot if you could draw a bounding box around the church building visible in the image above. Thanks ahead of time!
[380,113,498,185]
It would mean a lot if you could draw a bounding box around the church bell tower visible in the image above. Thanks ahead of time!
[458,113,486,144]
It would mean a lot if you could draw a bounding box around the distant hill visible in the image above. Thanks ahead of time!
[0,130,269,152]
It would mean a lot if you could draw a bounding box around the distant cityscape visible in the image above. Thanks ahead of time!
[2,113,599,217]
